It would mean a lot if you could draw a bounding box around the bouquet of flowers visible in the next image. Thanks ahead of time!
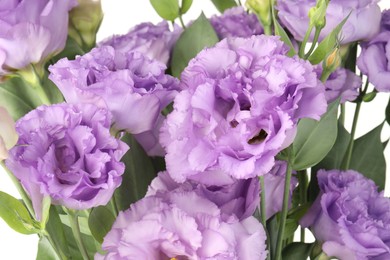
[0,0,389,259]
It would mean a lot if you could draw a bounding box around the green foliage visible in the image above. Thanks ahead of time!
[293,100,339,170]
[36,237,60,260]
[45,207,71,259]
[180,0,193,14]
[272,7,296,56]
[113,134,159,211]
[88,206,116,244]
[0,191,38,235]
[308,14,350,64]
[282,242,315,260]
[150,0,180,21]
[210,0,237,13]
[349,123,386,190]
[386,97,390,125]
[171,13,219,78]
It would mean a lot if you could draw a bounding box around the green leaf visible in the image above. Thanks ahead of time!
[349,123,387,190]
[150,0,180,21]
[0,191,37,234]
[88,206,116,244]
[113,134,158,211]
[308,14,350,64]
[266,215,279,260]
[0,77,42,120]
[171,13,219,78]
[41,73,64,104]
[36,237,60,260]
[282,242,314,260]
[45,207,71,259]
[50,37,85,64]
[63,223,97,259]
[309,122,350,202]
[293,100,339,170]
[272,8,296,57]
[283,218,298,239]
[40,196,51,229]
[210,0,237,13]
[180,0,193,14]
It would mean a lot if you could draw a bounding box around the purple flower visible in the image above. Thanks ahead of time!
[314,67,361,103]
[0,0,77,75]
[277,0,381,44]
[49,46,179,156]
[262,161,298,219]
[97,190,267,259]
[301,169,390,259]
[210,7,263,39]
[6,103,128,220]
[357,10,390,92]
[160,35,326,184]
[147,171,260,221]
[99,21,182,65]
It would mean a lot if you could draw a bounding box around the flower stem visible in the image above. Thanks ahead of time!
[298,171,307,242]
[304,28,321,59]
[275,147,293,260]
[178,15,186,29]
[259,176,271,260]
[43,231,68,260]
[342,79,368,170]
[67,210,90,260]
[299,24,314,58]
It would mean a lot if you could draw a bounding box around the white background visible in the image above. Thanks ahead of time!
[1,0,390,258]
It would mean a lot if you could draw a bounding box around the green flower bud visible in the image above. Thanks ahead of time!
[308,0,329,30]
[68,0,103,50]
[246,0,272,27]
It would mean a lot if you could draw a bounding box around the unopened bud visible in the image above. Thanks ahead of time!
[68,0,103,49]
[324,48,341,72]
[308,0,329,30]
[246,0,272,28]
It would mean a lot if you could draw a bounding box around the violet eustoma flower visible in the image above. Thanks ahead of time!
[160,35,326,185]
[0,0,77,75]
[277,0,381,44]
[210,7,263,39]
[147,171,260,221]
[314,67,361,103]
[6,103,128,220]
[99,21,182,65]
[49,46,179,156]
[301,170,390,259]
[357,10,390,92]
[97,190,267,259]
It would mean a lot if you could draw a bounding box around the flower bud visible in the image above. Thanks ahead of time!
[68,0,103,49]
[324,48,341,72]
[308,0,329,30]
[0,107,18,161]
[246,0,272,27]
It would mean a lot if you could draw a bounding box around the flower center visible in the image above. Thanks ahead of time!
[248,129,268,145]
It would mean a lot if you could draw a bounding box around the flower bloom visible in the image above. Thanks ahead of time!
[147,171,260,221]
[277,0,381,44]
[160,35,326,185]
[49,46,179,156]
[97,190,267,259]
[0,0,77,75]
[0,107,18,160]
[357,10,390,92]
[6,103,128,220]
[301,169,390,259]
[315,67,361,103]
[99,21,182,65]
[210,7,263,39]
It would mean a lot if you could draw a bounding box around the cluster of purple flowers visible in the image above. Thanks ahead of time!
[2,0,390,259]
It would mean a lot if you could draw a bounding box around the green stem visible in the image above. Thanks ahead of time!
[1,162,35,217]
[304,28,321,59]
[178,15,186,29]
[342,80,369,170]
[298,171,307,242]
[339,103,345,125]
[43,232,68,260]
[299,24,314,58]
[110,196,119,216]
[68,211,90,260]
[259,176,267,228]
[320,70,331,83]
[275,147,293,260]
